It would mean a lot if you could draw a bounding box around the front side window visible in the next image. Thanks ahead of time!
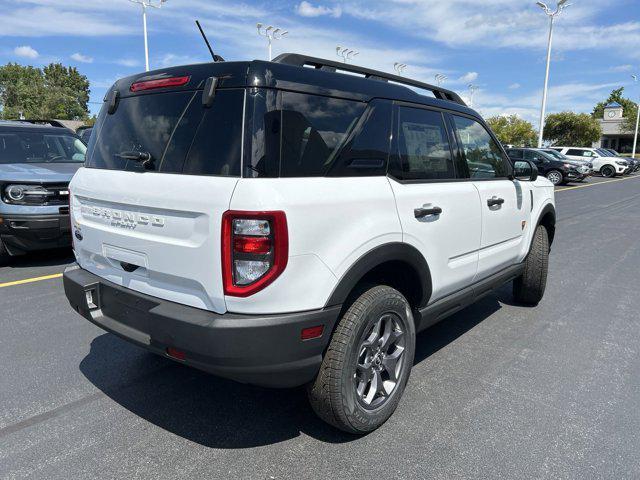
[452,115,510,178]
[390,106,455,180]
[0,132,86,164]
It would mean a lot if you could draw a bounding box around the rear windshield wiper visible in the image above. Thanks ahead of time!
[116,151,155,170]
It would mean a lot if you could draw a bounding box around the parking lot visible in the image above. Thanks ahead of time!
[1,173,639,479]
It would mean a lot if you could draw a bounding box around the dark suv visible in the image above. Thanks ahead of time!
[506,148,588,185]
[0,121,85,262]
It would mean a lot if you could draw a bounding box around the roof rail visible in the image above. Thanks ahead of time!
[272,53,467,106]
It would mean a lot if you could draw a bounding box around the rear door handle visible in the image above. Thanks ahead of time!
[414,206,442,218]
[487,197,505,207]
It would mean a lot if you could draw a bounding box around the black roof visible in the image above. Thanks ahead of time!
[109,54,476,117]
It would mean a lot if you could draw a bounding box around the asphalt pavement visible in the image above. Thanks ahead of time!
[1,174,640,479]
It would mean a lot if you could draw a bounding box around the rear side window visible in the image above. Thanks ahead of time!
[452,115,510,179]
[279,92,366,177]
[390,106,455,180]
[86,89,244,176]
[325,101,392,177]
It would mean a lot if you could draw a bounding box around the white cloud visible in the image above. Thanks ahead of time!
[296,1,342,18]
[509,83,521,90]
[14,45,39,59]
[341,0,640,60]
[458,72,478,83]
[114,58,141,68]
[71,52,93,63]
[159,53,208,68]
[0,3,130,37]
[610,64,633,73]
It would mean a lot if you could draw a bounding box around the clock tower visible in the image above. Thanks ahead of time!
[603,102,624,121]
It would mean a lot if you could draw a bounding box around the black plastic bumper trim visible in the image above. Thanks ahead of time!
[63,265,341,388]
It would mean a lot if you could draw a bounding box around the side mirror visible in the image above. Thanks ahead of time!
[513,160,538,182]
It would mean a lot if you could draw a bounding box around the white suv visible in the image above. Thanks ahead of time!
[551,147,629,177]
[63,55,556,433]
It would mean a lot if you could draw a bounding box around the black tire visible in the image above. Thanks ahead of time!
[546,170,564,186]
[308,285,416,434]
[513,225,549,306]
[601,165,616,178]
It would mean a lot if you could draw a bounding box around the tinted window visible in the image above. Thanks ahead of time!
[86,89,244,176]
[542,149,565,160]
[391,107,455,180]
[279,92,366,177]
[326,101,392,177]
[566,149,583,156]
[182,91,244,176]
[452,115,509,178]
[0,131,86,164]
[507,149,524,159]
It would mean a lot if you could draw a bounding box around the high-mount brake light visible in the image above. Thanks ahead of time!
[222,211,288,297]
[130,76,191,92]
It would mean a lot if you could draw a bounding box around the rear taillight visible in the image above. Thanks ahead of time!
[130,75,191,92]
[222,211,288,297]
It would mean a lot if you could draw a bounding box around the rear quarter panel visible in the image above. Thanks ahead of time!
[227,177,402,314]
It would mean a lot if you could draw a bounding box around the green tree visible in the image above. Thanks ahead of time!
[0,63,46,119]
[543,112,602,146]
[0,62,90,120]
[592,87,638,133]
[486,115,538,146]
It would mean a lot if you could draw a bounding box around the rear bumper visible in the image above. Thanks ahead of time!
[0,213,71,255]
[63,265,341,388]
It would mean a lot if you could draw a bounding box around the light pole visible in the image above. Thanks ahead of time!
[129,0,167,72]
[468,84,479,108]
[394,63,407,75]
[632,75,640,159]
[435,73,447,86]
[536,0,571,148]
[257,24,288,61]
[336,46,359,63]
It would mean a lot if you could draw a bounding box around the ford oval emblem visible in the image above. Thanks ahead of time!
[74,230,83,241]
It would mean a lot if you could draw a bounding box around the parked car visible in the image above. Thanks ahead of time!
[506,148,588,185]
[596,148,639,173]
[63,54,556,433]
[539,148,593,177]
[0,120,86,263]
[550,147,629,177]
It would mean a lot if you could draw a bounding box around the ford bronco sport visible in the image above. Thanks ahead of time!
[0,121,85,263]
[63,54,556,433]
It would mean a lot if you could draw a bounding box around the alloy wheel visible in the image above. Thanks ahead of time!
[547,171,562,185]
[354,313,407,410]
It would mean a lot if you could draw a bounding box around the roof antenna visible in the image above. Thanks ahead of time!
[195,20,224,62]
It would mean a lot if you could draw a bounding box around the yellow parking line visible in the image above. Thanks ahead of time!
[0,273,63,288]
[556,174,640,192]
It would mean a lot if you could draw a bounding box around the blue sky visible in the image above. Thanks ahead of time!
[1,0,639,124]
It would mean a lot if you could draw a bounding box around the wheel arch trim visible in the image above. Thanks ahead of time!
[324,242,433,309]
[536,203,556,246]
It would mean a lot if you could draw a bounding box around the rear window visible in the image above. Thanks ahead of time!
[0,131,86,164]
[86,89,244,176]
